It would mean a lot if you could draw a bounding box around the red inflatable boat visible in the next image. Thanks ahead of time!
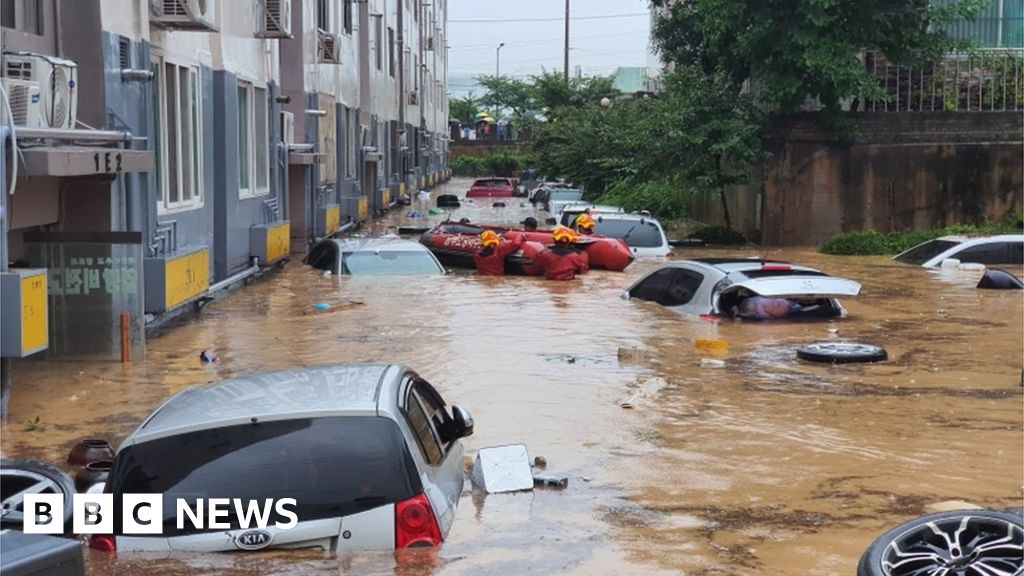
[419,223,634,273]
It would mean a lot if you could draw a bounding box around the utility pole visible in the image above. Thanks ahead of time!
[496,42,505,121]
[563,0,570,82]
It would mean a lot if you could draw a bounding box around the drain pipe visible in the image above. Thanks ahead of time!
[208,257,261,293]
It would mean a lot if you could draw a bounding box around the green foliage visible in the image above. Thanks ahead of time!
[537,66,764,224]
[449,93,481,124]
[475,75,535,122]
[599,178,689,219]
[651,0,984,128]
[22,416,46,432]
[451,150,537,177]
[475,72,616,124]
[820,218,1024,255]
[688,224,746,245]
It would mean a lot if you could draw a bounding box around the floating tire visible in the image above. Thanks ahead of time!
[796,342,888,364]
[857,510,1023,576]
[436,194,461,208]
[1,459,76,532]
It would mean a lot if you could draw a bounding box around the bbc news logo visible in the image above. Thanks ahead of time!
[24,494,298,534]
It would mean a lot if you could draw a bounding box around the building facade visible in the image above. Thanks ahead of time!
[1,0,450,358]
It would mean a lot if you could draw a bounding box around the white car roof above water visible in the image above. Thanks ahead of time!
[125,364,401,445]
[330,237,433,253]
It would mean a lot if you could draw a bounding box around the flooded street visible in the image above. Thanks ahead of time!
[2,178,1021,575]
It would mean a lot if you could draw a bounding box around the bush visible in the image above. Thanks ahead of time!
[598,178,689,220]
[451,155,485,177]
[688,224,746,245]
[820,217,1024,255]
[451,150,537,177]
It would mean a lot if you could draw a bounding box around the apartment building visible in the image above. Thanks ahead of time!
[0,0,450,359]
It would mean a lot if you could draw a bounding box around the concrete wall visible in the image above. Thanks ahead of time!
[689,112,1023,246]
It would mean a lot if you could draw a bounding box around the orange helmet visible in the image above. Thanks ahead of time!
[479,230,500,248]
[574,213,596,231]
[552,226,577,244]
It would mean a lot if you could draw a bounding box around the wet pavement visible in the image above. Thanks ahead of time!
[1,178,1021,575]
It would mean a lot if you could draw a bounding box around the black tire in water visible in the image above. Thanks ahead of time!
[796,342,888,364]
[436,194,460,208]
[857,509,1023,576]
[0,458,76,532]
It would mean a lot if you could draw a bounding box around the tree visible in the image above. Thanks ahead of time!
[475,75,534,122]
[651,0,985,125]
[449,93,481,124]
[537,67,764,225]
[531,72,616,118]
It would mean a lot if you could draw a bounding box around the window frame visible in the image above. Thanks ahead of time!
[375,17,383,71]
[388,27,396,77]
[237,80,271,199]
[1,0,42,35]
[342,0,353,35]
[315,0,331,33]
[154,55,204,215]
[400,377,454,466]
[345,107,356,178]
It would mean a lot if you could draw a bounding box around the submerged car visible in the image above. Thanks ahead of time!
[562,211,671,258]
[623,258,861,318]
[466,177,517,198]
[93,364,473,553]
[893,234,1023,268]
[304,237,445,276]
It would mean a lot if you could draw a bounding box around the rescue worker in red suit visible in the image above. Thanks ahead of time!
[574,213,596,235]
[474,229,524,276]
[534,226,589,281]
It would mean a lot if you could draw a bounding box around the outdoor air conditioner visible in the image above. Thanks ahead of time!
[280,110,294,145]
[2,52,77,129]
[151,0,217,31]
[317,29,340,63]
[256,0,291,38]
[408,91,418,105]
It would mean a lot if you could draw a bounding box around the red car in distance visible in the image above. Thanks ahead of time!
[465,177,518,198]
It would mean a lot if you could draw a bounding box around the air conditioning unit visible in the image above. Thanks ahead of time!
[2,52,77,129]
[151,0,217,31]
[408,91,418,105]
[317,29,340,64]
[280,110,294,145]
[256,0,291,38]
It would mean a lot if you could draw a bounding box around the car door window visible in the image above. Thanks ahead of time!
[629,268,674,302]
[402,379,453,466]
[660,269,704,306]
[305,243,337,272]
[954,241,1023,265]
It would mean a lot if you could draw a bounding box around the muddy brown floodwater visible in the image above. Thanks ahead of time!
[2,178,1021,576]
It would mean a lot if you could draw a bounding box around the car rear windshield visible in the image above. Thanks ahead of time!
[594,219,664,248]
[894,239,960,265]
[108,417,421,535]
[342,250,443,275]
[548,190,583,202]
[473,179,511,188]
[739,269,828,279]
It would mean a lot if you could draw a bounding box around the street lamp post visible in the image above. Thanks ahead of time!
[495,42,505,124]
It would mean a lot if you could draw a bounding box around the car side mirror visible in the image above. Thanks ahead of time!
[452,405,474,439]
[621,290,631,300]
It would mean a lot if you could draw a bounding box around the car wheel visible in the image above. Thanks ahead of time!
[0,459,76,531]
[857,510,1023,576]
[796,342,888,364]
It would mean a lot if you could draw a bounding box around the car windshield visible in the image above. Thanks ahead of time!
[894,239,961,265]
[341,250,442,275]
[549,190,584,202]
[473,179,510,188]
[595,219,664,248]
[108,417,420,535]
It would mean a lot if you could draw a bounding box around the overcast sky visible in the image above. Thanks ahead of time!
[447,0,652,92]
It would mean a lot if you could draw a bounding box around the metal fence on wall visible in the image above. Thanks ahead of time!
[863,50,1024,112]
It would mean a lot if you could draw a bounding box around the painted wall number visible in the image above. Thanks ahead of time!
[93,152,124,173]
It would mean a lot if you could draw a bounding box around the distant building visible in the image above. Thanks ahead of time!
[611,67,650,94]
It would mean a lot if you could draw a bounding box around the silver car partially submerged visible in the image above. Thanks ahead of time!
[623,258,861,318]
[95,364,472,553]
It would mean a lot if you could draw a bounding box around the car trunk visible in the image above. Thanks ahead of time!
[716,274,861,319]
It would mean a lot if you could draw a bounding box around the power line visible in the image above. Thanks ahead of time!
[448,29,651,51]
[449,12,648,24]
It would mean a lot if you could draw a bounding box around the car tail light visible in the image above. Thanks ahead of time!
[395,493,442,548]
[761,264,791,271]
[89,534,116,553]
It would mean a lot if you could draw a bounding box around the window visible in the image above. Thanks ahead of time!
[375,18,383,71]
[594,218,665,248]
[388,28,395,77]
[315,0,329,31]
[305,242,338,272]
[661,269,704,306]
[404,388,442,464]
[345,108,356,178]
[237,82,270,198]
[342,0,353,34]
[154,58,203,213]
[893,239,961,265]
[402,378,455,465]
[108,417,420,535]
[954,241,1024,265]
[1,0,41,35]
[340,250,443,276]
[629,268,674,302]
